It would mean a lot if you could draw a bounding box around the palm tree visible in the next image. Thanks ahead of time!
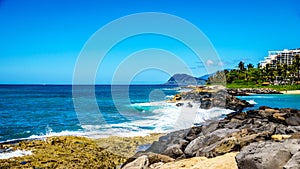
[262,64,270,82]
[282,64,289,84]
[247,63,254,70]
[257,63,261,69]
[288,64,295,84]
[253,68,262,84]
[270,68,276,83]
[274,62,282,84]
[293,54,300,82]
[238,61,245,72]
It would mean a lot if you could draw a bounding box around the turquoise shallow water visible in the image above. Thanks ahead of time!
[238,94,300,111]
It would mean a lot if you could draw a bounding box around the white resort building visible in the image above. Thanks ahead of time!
[260,48,300,68]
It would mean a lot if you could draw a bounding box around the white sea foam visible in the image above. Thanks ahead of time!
[153,101,234,129]
[2,101,235,142]
[0,129,88,144]
[0,150,32,159]
[28,130,86,140]
[131,101,171,107]
[162,87,181,91]
[1,126,155,143]
[165,95,174,99]
[81,126,155,138]
[162,86,194,93]
[177,88,193,93]
[247,99,257,105]
[247,95,274,99]
[194,108,234,123]
[81,124,112,131]
[131,100,234,131]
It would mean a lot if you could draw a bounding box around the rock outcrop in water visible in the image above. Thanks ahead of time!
[169,86,253,112]
[122,106,300,168]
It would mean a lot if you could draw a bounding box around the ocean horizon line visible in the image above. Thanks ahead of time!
[0,84,179,86]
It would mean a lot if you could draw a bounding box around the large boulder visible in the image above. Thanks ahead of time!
[196,137,239,158]
[184,135,205,157]
[284,151,300,169]
[236,141,290,169]
[236,140,300,169]
[146,129,189,154]
[226,95,252,112]
[162,144,185,159]
[184,128,239,157]
[201,121,219,135]
[184,126,202,141]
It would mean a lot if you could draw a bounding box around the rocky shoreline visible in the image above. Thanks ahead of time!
[1,86,297,169]
[122,87,300,169]
[122,106,300,169]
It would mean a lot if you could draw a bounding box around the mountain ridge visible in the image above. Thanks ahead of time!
[164,73,207,86]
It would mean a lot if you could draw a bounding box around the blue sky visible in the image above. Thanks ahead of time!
[0,0,300,84]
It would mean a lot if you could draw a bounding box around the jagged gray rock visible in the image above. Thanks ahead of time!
[284,151,300,169]
[236,140,300,169]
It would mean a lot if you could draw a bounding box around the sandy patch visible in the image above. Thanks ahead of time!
[160,152,238,169]
[281,90,300,94]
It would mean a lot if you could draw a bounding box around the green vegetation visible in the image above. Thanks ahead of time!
[226,84,300,91]
[208,54,300,90]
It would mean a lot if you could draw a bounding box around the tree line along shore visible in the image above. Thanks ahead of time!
[207,55,300,91]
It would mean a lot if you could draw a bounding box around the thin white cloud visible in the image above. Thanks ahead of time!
[206,59,214,66]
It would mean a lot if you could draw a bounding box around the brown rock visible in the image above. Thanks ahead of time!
[273,113,286,121]
[265,108,280,114]
[197,137,239,158]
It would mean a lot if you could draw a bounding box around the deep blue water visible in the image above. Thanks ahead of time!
[0,85,178,142]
